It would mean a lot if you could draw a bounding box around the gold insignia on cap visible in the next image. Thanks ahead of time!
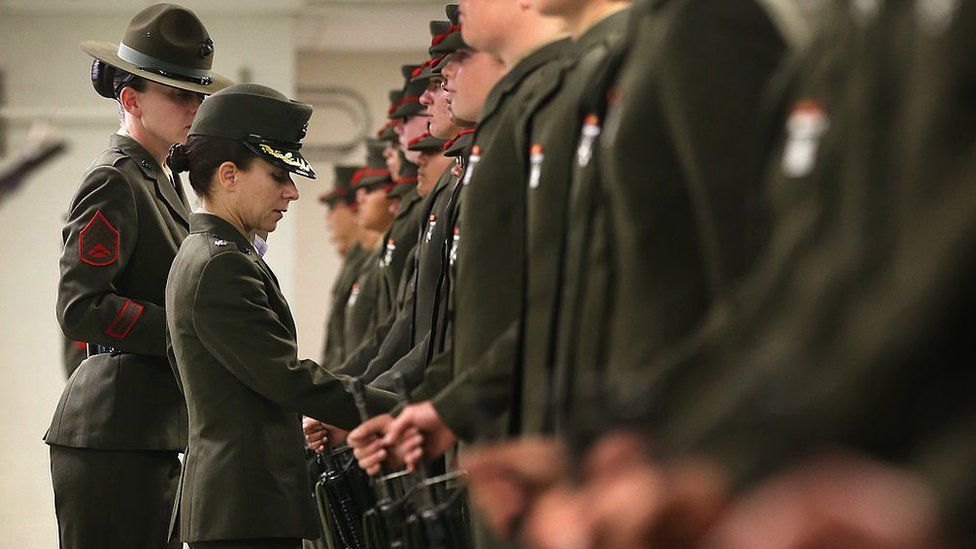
[258,143,311,172]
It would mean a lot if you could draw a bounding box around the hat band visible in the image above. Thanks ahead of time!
[117,42,213,81]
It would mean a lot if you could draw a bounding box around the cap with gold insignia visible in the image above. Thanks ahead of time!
[189,82,316,179]
[318,165,359,208]
[388,157,418,199]
[82,3,232,97]
[408,132,448,152]
[390,64,429,120]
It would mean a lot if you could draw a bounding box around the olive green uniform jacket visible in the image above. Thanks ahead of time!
[47,133,189,451]
[547,0,791,439]
[430,39,573,442]
[642,2,976,541]
[166,213,396,542]
[408,138,475,405]
[334,189,425,377]
[320,243,369,368]
[518,9,630,435]
[366,168,457,392]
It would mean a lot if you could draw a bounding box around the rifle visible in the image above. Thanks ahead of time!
[390,373,472,549]
[314,443,373,549]
[348,377,413,549]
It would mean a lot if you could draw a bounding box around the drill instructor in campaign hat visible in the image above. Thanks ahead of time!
[46,4,230,548]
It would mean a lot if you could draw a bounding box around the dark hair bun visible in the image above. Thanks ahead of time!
[166,142,191,172]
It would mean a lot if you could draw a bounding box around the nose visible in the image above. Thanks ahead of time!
[284,178,299,200]
[420,88,434,107]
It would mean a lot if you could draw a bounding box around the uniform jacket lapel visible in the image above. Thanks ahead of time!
[112,134,191,229]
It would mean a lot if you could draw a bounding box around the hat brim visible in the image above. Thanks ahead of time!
[408,137,447,152]
[387,180,417,199]
[353,174,393,189]
[81,40,233,96]
[390,102,427,120]
[243,140,317,179]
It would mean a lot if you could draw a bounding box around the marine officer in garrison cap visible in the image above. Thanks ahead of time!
[46,4,230,547]
[165,83,396,549]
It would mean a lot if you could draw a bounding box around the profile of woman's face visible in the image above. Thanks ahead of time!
[232,157,300,235]
[356,186,395,233]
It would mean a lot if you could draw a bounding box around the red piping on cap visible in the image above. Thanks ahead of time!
[408,132,432,147]
[352,168,391,186]
[442,127,476,151]
[431,25,461,46]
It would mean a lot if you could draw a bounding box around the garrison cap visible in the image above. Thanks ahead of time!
[410,20,452,83]
[189,82,316,178]
[388,157,418,199]
[429,5,466,55]
[351,139,393,190]
[377,89,403,141]
[376,120,400,142]
[443,128,476,157]
[390,65,428,119]
[407,132,448,152]
[81,3,232,95]
[318,165,359,207]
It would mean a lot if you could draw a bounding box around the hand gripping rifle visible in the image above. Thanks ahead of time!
[347,377,412,549]
[390,373,475,549]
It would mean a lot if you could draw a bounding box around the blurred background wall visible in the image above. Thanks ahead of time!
[0,0,440,545]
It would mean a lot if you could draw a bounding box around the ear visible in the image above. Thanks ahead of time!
[118,86,141,117]
[216,161,239,192]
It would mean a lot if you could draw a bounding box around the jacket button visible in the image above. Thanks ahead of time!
[141,160,151,168]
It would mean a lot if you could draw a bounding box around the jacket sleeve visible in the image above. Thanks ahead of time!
[430,320,520,442]
[193,251,397,429]
[357,290,418,384]
[370,330,431,392]
[57,164,167,356]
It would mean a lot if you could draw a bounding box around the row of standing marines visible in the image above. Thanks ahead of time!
[48,0,975,548]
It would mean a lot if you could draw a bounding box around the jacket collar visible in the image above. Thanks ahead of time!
[110,133,191,227]
[189,212,256,255]
[480,37,573,125]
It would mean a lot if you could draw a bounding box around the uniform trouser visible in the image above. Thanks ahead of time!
[189,539,301,549]
[49,445,181,549]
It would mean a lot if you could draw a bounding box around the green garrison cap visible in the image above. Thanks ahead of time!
[443,127,476,157]
[318,165,358,207]
[429,5,467,55]
[390,64,428,119]
[388,157,418,199]
[407,131,448,152]
[410,20,452,83]
[190,82,316,178]
[377,89,403,141]
[351,139,393,190]
[81,3,232,95]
